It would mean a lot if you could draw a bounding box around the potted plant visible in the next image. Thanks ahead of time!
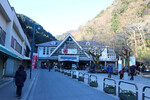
[119,90,136,100]
[104,84,115,94]
[89,80,98,87]
[61,71,64,73]
[67,72,71,76]
[64,72,67,75]
[72,74,76,79]
[78,76,84,82]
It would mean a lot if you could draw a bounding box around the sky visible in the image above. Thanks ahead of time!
[9,0,114,36]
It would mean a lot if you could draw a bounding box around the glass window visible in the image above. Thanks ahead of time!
[0,26,6,46]
[47,47,49,55]
[43,47,45,55]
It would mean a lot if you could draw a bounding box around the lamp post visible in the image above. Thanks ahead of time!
[30,24,36,79]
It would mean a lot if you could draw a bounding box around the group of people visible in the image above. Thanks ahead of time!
[106,65,136,80]
[119,65,136,80]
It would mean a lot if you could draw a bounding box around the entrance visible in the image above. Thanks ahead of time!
[61,61,77,69]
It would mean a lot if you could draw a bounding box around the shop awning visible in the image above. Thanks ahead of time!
[0,45,18,59]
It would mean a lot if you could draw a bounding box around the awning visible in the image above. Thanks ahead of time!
[0,44,18,59]
[23,56,31,60]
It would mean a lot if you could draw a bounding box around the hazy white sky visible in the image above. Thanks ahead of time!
[9,0,114,36]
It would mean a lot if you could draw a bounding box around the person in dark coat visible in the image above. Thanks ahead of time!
[48,63,51,72]
[130,65,135,80]
[15,65,27,99]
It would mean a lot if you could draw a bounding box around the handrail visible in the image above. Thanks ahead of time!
[89,75,97,83]
[83,73,90,84]
[72,71,76,75]
[118,81,138,100]
[103,78,116,95]
[142,86,150,100]
[78,72,84,77]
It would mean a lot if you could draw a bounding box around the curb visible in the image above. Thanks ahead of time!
[22,70,39,100]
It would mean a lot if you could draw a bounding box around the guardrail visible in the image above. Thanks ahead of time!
[83,73,90,84]
[118,81,138,100]
[72,71,77,79]
[103,78,116,95]
[89,75,98,87]
[78,72,84,82]
[142,86,150,100]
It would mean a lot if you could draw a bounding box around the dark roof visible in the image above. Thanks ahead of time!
[36,41,62,47]
[36,40,104,47]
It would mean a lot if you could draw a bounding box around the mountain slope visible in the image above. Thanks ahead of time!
[17,14,56,45]
[68,0,150,42]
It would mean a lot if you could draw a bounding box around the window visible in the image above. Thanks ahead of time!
[43,47,45,55]
[47,47,49,55]
[16,42,22,54]
[0,26,6,46]
[11,36,14,48]
[11,36,22,54]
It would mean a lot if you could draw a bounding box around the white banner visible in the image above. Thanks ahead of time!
[129,56,136,66]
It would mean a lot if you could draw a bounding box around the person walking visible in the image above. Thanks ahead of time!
[119,68,125,79]
[48,63,51,72]
[107,65,113,78]
[130,65,135,80]
[15,65,27,99]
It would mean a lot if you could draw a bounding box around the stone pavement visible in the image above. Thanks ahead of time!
[28,69,118,100]
[0,69,39,100]
[69,70,150,100]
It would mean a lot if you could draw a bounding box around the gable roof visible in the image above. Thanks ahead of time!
[50,33,90,58]
[36,40,61,47]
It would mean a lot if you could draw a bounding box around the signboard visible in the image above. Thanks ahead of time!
[62,49,77,54]
[32,53,37,69]
[58,55,79,62]
[129,56,136,66]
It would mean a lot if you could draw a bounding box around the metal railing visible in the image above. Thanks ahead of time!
[142,86,150,100]
[103,78,116,95]
[83,73,90,84]
[118,81,138,100]
[89,75,98,83]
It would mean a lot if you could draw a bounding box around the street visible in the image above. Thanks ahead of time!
[28,69,118,100]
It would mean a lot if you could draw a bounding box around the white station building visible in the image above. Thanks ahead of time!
[36,34,118,71]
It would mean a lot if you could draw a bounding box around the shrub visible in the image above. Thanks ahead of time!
[89,81,98,87]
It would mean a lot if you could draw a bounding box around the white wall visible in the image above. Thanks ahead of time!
[0,13,7,31]
[38,47,55,57]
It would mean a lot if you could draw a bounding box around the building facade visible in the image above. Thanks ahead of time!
[37,34,118,72]
[0,0,31,78]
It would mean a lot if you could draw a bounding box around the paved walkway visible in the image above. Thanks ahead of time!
[69,70,150,100]
[0,69,39,100]
[28,69,118,100]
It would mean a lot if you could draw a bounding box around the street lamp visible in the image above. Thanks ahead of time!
[30,24,40,79]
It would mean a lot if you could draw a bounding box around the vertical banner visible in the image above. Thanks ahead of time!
[32,53,37,69]
[118,60,122,72]
[129,56,136,66]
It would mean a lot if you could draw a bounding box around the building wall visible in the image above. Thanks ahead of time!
[0,0,31,78]
[0,55,4,79]
[0,13,7,31]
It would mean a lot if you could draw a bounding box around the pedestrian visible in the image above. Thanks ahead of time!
[119,68,125,79]
[130,65,135,80]
[48,63,51,72]
[15,65,27,99]
[107,65,113,78]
